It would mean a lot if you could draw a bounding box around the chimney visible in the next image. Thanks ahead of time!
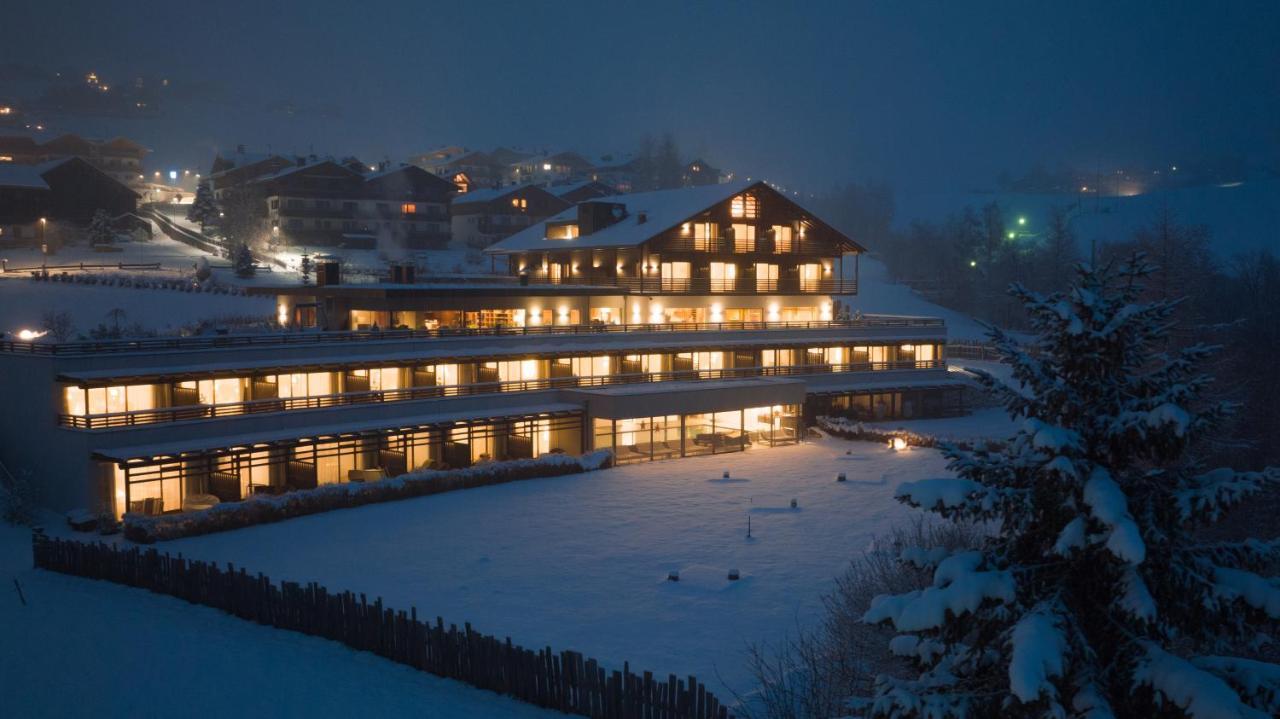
[577,200,628,236]
[316,257,341,287]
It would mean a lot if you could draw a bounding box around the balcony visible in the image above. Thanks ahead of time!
[520,275,859,294]
[3,317,941,356]
[57,359,945,429]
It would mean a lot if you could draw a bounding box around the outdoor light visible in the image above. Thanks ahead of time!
[969,260,978,267]
[542,162,552,171]
[16,329,47,341]
[277,304,289,327]
[1017,216,1027,226]
[890,437,908,451]
[169,170,178,181]
[1007,231,1016,239]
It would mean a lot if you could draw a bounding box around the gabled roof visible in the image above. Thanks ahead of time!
[548,180,614,198]
[250,159,360,184]
[0,163,50,189]
[486,180,866,254]
[452,182,553,206]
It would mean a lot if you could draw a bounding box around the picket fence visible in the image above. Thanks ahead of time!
[31,532,735,719]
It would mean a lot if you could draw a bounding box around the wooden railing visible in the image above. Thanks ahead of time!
[518,275,858,295]
[58,360,945,429]
[5,317,944,356]
[32,533,737,719]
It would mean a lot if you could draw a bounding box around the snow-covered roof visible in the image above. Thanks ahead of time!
[0,164,50,189]
[451,183,537,205]
[486,180,755,254]
[547,180,600,197]
[92,402,582,461]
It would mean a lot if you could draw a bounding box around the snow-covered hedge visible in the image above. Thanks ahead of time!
[37,271,247,295]
[817,416,1004,453]
[123,450,613,543]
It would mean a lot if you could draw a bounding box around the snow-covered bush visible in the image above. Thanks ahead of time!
[1,468,35,526]
[123,450,613,543]
[856,257,1280,718]
[743,518,985,719]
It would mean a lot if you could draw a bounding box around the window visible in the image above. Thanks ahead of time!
[709,262,737,292]
[269,198,280,210]
[773,225,793,253]
[660,261,691,291]
[755,262,779,291]
[511,197,528,209]
[693,222,718,251]
[732,224,756,253]
[730,194,758,219]
[547,223,579,239]
[800,263,822,291]
[401,203,416,214]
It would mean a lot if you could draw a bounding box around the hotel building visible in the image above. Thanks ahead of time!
[0,181,964,519]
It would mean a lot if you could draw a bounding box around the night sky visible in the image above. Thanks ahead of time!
[5,0,1278,191]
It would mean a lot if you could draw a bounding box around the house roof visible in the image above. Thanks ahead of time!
[485,180,866,255]
[0,163,50,189]
[451,183,543,206]
[486,180,753,253]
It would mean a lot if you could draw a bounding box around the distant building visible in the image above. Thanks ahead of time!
[259,161,455,250]
[508,151,596,186]
[0,133,148,188]
[548,180,617,204]
[450,184,570,249]
[206,147,295,201]
[0,157,139,247]
[682,159,725,187]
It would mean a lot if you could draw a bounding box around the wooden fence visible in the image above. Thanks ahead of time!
[31,533,735,719]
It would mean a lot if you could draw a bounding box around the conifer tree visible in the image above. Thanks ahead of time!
[86,209,115,246]
[186,182,218,230]
[231,241,255,278]
[858,256,1280,718]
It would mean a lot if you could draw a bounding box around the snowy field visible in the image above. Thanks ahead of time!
[154,437,944,700]
[864,407,1017,443]
[0,278,273,338]
[0,523,557,719]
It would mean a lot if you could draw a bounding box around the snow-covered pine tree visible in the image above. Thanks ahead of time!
[186,182,218,230]
[231,241,255,278]
[86,209,115,246]
[299,253,312,285]
[857,256,1280,718]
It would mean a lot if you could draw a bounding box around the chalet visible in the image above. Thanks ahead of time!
[549,180,617,204]
[0,133,149,188]
[0,157,138,246]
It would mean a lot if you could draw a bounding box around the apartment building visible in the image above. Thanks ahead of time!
[260,161,455,249]
[0,181,964,520]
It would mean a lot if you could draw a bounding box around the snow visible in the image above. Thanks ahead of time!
[895,478,983,509]
[862,407,1017,444]
[863,551,1015,632]
[1082,467,1147,564]
[1211,566,1280,618]
[1120,566,1158,623]
[1052,516,1086,556]
[840,256,992,340]
[1008,605,1066,703]
[1147,402,1191,437]
[0,278,272,337]
[1133,642,1271,719]
[0,523,556,719]
[142,437,944,699]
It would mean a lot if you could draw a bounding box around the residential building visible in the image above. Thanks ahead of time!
[0,133,148,188]
[450,184,570,249]
[260,161,455,250]
[206,148,295,201]
[508,151,596,186]
[0,180,963,521]
[0,157,139,247]
[683,158,727,186]
[548,180,617,204]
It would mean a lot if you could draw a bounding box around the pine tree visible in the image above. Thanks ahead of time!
[186,182,218,230]
[857,256,1280,718]
[231,241,255,278]
[299,253,312,286]
[86,209,115,246]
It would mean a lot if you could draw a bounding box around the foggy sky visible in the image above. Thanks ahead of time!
[4,0,1278,192]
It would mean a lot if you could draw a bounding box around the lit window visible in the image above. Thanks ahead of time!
[0,155,12,162]
[511,197,520,207]
[401,203,416,214]
[730,194,758,219]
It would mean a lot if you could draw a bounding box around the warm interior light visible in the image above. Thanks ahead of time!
[277,304,289,326]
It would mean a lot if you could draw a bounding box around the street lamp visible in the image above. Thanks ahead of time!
[39,217,48,273]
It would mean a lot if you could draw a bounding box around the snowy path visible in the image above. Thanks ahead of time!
[162,438,945,698]
[0,523,557,718]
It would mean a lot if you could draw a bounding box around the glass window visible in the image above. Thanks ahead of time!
[710,262,737,292]
[773,225,793,253]
[755,262,778,291]
[730,194,759,219]
[732,224,756,253]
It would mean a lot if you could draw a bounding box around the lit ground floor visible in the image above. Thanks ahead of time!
[80,378,970,518]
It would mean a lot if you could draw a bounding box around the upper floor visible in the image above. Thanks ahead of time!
[485,180,863,294]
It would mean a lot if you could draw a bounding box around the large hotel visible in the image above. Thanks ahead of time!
[0,180,965,518]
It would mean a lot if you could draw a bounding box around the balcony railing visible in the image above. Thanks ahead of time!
[57,359,944,429]
[3,317,942,356]
[520,276,858,294]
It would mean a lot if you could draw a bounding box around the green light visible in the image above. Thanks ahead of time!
[969,260,977,267]
[1007,231,1016,239]
[1017,216,1027,226]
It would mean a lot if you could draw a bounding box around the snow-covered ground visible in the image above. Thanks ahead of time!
[0,279,273,338]
[0,523,557,719]
[150,437,944,700]
[842,256,992,340]
[1,234,210,272]
[895,178,1280,259]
